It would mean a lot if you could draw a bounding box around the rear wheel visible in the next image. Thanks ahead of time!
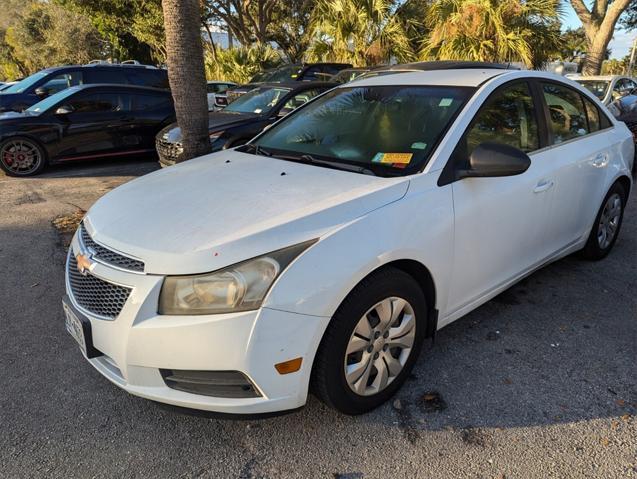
[311,268,428,415]
[0,137,47,176]
[581,182,627,260]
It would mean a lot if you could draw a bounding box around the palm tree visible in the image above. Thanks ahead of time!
[161,0,211,162]
[307,0,415,66]
[420,0,563,69]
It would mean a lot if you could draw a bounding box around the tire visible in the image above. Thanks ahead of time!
[311,268,428,415]
[0,137,47,177]
[581,182,627,260]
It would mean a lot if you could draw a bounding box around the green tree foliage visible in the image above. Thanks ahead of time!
[0,2,101,79]
[204,43,282,83]
[420,0,564,68]
[55,0,164,64]
[307,0,415,65]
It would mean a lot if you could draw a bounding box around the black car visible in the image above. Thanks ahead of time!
[0,63,168,113]
[157,81,334,166]
[0,84,175,176]
[222,63,351,104]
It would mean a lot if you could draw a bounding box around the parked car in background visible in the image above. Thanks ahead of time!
[0,63,168,113]
[0,84,174,176]
[63,64,632,416]
[575,75,637,105]
[206,81,236,111]
[224,63,351,104]
[157,81,334,167]
[330,67,378,84]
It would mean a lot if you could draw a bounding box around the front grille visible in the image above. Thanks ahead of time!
[67,254,132,319]
[80,225,144,273]
[156,138,183,165]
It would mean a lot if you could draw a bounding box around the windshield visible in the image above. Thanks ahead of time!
[3,71,48,94]
[223,87,290,114]
[253,85,473,176]
[264,65,303,83]
[25,87,80,114]
[576,80,610,100]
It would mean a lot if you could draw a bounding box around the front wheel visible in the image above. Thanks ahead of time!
[0,137,47,177]
[581,182,627,260]
[311,268,428,415]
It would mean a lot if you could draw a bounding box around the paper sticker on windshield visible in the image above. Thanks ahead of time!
[439,98,453,107]
[411,142,427,150]
[372,152,413,168]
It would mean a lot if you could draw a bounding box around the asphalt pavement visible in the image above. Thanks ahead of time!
[1,158,635,478]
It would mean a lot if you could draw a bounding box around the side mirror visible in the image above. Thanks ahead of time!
[35,87,49,98]
[458,142,531,179]
[55,105,74,115]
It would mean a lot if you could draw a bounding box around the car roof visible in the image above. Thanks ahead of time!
[575,75,626,81]
[348,69,510,88]
[382,61,519,72]
[256,81,336,90]
[39,64,162,73]
[66,84,171,94]
[207,80,237,84]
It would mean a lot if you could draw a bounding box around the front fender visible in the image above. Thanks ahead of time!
[263,172,454,321]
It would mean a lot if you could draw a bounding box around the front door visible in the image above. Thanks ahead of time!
[444,81,557,318]
[54,91,130,160]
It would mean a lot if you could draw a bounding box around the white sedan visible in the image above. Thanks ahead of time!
[63,65,633,415]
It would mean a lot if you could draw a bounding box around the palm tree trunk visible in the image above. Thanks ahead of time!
[161,0,211,163]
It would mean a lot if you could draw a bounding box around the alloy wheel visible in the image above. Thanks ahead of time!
[344,297,416,396]
[1,140,43,175]
[597,193,622,249]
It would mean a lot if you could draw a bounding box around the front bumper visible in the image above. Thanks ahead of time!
[65,234,329,414]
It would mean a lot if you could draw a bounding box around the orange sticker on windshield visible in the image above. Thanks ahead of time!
[372,152,413,167]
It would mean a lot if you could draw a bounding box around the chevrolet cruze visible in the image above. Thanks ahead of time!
[63,65,633,415]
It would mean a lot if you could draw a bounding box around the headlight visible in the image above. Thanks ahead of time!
[159,240,316,315]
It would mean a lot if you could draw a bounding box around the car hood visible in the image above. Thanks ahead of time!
[159,112,260,143]
[85,150,409,275]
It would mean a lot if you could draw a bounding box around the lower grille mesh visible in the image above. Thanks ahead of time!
[67,254,132,319]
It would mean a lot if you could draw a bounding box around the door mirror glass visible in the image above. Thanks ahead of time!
[55,105,74,115]
[458,142,531,179]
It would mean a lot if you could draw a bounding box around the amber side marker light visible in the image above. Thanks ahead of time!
[275,357,303,374]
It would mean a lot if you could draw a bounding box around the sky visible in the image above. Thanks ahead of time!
[563,5,635,59]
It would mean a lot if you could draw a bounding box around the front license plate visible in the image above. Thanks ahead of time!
[64,301,87,356]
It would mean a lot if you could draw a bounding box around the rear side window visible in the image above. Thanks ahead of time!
[466,81,539,154]
[582,96,601,132]
[281,89,324,111]
[541,82,589,144]
[69,92,131,113]
[90,69,127,84]
[131,93,172,111]
[125,69,169,89]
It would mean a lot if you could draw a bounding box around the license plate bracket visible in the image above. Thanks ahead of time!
[62,295,101,359]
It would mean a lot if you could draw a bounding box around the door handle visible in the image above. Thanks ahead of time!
[533,180,554,193]
[591,153,609,168]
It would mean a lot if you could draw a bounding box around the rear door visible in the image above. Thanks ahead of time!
[536,81,613,250]
[127,91,175,149]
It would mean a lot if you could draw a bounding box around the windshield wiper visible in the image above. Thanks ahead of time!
[239,143,272,157]
[275,153,376,176]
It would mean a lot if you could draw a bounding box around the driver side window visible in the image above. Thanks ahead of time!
[466,82,540,155]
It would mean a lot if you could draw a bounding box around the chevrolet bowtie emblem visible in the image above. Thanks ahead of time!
[76,253,94,276]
